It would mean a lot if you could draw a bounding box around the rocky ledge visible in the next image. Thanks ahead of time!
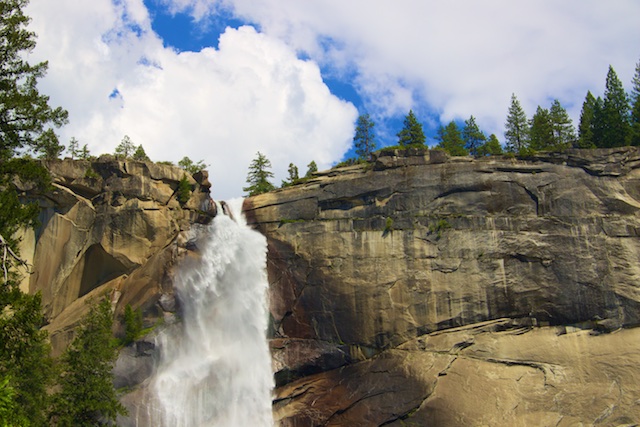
[245,147,640,426]
[19,157,215,355]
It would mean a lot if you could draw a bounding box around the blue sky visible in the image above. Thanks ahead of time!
[25,0,640,199]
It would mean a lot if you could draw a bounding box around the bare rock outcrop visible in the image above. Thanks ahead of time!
[20,158,215,355]
[245,147,640,426]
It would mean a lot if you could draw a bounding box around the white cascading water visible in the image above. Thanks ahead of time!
[148,198,274,427]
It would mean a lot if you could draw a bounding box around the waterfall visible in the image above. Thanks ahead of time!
[148,198,274,426]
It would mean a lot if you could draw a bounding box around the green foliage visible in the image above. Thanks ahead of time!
[385,217,394,232]
[429,218,451,239]
[243,152,276,196]
[49,297,127,426]
[548,99,576,149]
[122,304,143,346]
[157,160,174,166]
[84,167,99,179]
[600,65,631,147]
[436,121,468,156]
[397,110,426,146]
[176,174,192,205]
[0,290,53,426]
[529,106,553,151]
[305,160,318,178]
[132,144,150,162]
[462,116,486,156]
[577,91,597,148]
[476,134,503,156]
[78,144,91,160]
[67,137,79,159]
[36,128,65,159]
[353,113,377,159]
[0,0,68,160]
[178,156,207,174]
[281,162,300,187]
[114,135,135,159]
[504,93,529,153]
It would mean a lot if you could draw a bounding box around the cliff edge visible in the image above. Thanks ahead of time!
[245,147,640,427]
[19,157,214,356]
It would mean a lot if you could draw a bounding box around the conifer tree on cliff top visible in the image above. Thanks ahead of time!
[504,93,529,153]
[601,65,630,147]
[244,151,275,196]
[397,110,426,146]
[630,59,640,146]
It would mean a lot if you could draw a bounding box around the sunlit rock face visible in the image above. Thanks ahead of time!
[245,147,640,426]
[21,158,215,356]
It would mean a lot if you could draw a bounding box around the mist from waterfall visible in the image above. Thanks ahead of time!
[148,198,273,426]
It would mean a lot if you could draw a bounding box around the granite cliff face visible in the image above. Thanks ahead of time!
[19,157,214,356]
[245,147,640,426]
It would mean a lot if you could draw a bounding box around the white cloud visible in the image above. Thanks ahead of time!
[162,0,640,138]
[26,0,357,200]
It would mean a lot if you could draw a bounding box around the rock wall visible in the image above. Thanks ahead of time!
[20,157,214,356]
[245,147,640,426]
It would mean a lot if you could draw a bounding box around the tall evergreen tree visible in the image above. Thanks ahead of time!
[49,297,126,426]
[436,121,467,156]
[630,59,640,146]
[504,93,529,153]
[592,96,606,147]
[577,91,597,148]
[476,134,503,156]
[529,106,553,151]
[549,99,576,149]
[114,135,135,159]
[602,65,631,147]
[462,115,486,156]
[0,0,68,159]
[243,152,275,196]
[281,163,299,187]
[0,291,53,426]
[353,113,376,160]
[132,144,150,162]
[397,110,426,146]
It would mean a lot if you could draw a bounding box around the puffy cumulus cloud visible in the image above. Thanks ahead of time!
[26,0,357,199]
[161,0,640,138]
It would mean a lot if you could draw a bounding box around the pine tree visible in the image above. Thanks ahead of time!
[462,115,486,156]
[50,297,127,426]
[577,91,597,148]
[397,110,426,146]
[68,137,79,159]
[0,0,67,259]
[114,135,135,159]
[0,291,53,426]
[592,96,606,147]
[630,59,640,146]
[353,113,376,160]
[305,160,318,178]
[132,144,150,162]
[36,128,65,159]
[602,65,631,147]
[436,121,467,156]
[529,106,553,151]
[504,93,529,153]
[281,163,299,187]
[79,144,91,160]
[476,134,503,156]
[243,152,275,196]
[178,156,207,174]
[549,99,576,149]
[0,0,68,159]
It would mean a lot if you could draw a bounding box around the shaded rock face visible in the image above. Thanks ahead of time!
[244,147,640,426]
[21,158,215,355]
